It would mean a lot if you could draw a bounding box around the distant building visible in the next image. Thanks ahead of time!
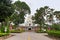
[18,14,40,31]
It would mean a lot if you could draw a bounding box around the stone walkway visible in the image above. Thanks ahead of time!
[5,32,53,40]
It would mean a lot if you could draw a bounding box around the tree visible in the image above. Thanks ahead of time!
[34,6,54,30]
[14,0,30,13]
[44,6,49,9]
[0,0,15,33]
[13,11,25,25]
[13,0,31,24]
[0,0,14,22]
[44,6,54,25]
[54,11,60,20]
[34,7,45,30]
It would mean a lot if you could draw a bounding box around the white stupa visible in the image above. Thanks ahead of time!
[19,13,39,26]
[24,14,33,26]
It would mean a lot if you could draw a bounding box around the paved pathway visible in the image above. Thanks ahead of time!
[5,32,53,40]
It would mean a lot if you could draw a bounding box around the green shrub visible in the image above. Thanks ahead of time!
[36,30,46,33]
[36,30,41,33]
[36,28,47,33]
[6,26,10,33]
[0,33,9,37]
[10,29,25,33]
[0,30,1,33]
[40,30,46,33]
[47,30,60,37]
[1,26,10,33]
[1,26,5,33]
[47,24,60,37]
[52,24,60,30]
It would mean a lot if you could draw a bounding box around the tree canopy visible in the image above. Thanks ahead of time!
[34,7,45,26]
[34,6,60,27]
[34,6,54,26]
[14,1,31,13]
[12,0,31,24]
[0,0,14,22]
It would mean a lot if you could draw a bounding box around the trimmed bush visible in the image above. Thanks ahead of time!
[36,30,46,33]
[36,27,47,33]
[10,29,25,33]
[0,33,9,37]
[47,30,60,37]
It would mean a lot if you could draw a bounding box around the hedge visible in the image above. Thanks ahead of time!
[10,29,25,33]
[47,30,60,37]
[0,33,9,37]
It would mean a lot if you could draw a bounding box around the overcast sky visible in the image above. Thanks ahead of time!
[12,0,60,15]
